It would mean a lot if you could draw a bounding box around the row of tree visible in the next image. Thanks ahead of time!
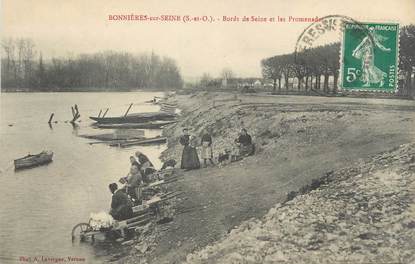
[399,25,415,96]
[261,24,415,96]
[262,43,340,94]
[1,38,183,91]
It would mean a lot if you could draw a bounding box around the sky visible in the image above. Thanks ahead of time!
[2,0,415,81]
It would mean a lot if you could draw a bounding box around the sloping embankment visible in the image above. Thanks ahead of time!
[185,143,415,264]
[121,91,415,264]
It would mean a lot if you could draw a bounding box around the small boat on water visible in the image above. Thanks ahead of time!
[14,151,53,170]
[89,112,177,124]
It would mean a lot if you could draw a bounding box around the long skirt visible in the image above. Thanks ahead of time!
[181,145,200,170]
[238,143,255,156]
[200,142,213,159]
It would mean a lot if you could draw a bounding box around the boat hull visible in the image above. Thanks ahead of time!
[89,112,176,124]
[14,151,54,170]
[96,120,176,129]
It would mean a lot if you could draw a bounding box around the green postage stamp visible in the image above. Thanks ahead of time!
[341,22,399,92]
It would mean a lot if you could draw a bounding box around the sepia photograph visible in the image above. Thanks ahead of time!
[1,0,415,263]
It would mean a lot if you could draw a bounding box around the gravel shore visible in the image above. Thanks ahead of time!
[185,143,415,263]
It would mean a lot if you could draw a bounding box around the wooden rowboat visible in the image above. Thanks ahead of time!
[14,151,53,170]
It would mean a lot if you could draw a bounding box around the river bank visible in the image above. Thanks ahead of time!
[185,143,415,264]
[119,91,415,263]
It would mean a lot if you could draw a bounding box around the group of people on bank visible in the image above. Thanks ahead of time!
[107,127,255,221]
[179,127,255,170]
[108,151,156,221]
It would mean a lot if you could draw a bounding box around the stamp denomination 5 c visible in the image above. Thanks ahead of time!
[341,22,399,92]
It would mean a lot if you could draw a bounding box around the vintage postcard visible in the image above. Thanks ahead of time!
[1,1,415,264]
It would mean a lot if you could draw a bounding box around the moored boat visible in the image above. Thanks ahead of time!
[95,120,177,129]
[14,151,53,170]
[89,112,177,124]
[109,136,167,147]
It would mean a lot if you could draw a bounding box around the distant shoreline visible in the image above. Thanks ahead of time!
[0,88,174,93]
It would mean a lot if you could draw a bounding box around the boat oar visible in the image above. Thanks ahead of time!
[124,103,133,117]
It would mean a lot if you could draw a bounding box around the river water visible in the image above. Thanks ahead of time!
[0,92,167,263]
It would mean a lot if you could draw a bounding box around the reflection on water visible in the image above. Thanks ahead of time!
[0,92,167,263]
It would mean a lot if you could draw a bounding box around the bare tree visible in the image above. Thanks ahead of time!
[200,72,212,88]
[221,68,234,80]
[261,57,282,93]
[22,38,36,87]
[1,38,16,87]
[400,25,415,96]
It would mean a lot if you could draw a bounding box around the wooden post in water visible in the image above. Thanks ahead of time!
[124,103,133,117]
[103,108,109,117]
[70,104,80,123]
[74,104,79,116]
[48,113,54,124]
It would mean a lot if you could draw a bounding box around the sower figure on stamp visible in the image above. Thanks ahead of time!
[200,128,214,168]
[352,28,391,87]
[179,128,200,170]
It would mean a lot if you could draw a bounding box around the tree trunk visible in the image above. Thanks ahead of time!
[318,75,324,90]
[278,77,282,91]
[305,76,309,91]
[285,76,289,90]
[273,78,277,94]
[333,72,339,94]
[406,71,412,97]
[323,74,329,93]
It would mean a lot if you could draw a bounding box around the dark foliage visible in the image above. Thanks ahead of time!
[1,38,183,91]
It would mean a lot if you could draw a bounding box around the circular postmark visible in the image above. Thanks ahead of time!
[294,15,373,55]
[292,15,399,92]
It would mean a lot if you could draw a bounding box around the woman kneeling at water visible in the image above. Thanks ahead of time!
[135,151,157,183]
[125,165,143,204]
[108,183,133,221]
